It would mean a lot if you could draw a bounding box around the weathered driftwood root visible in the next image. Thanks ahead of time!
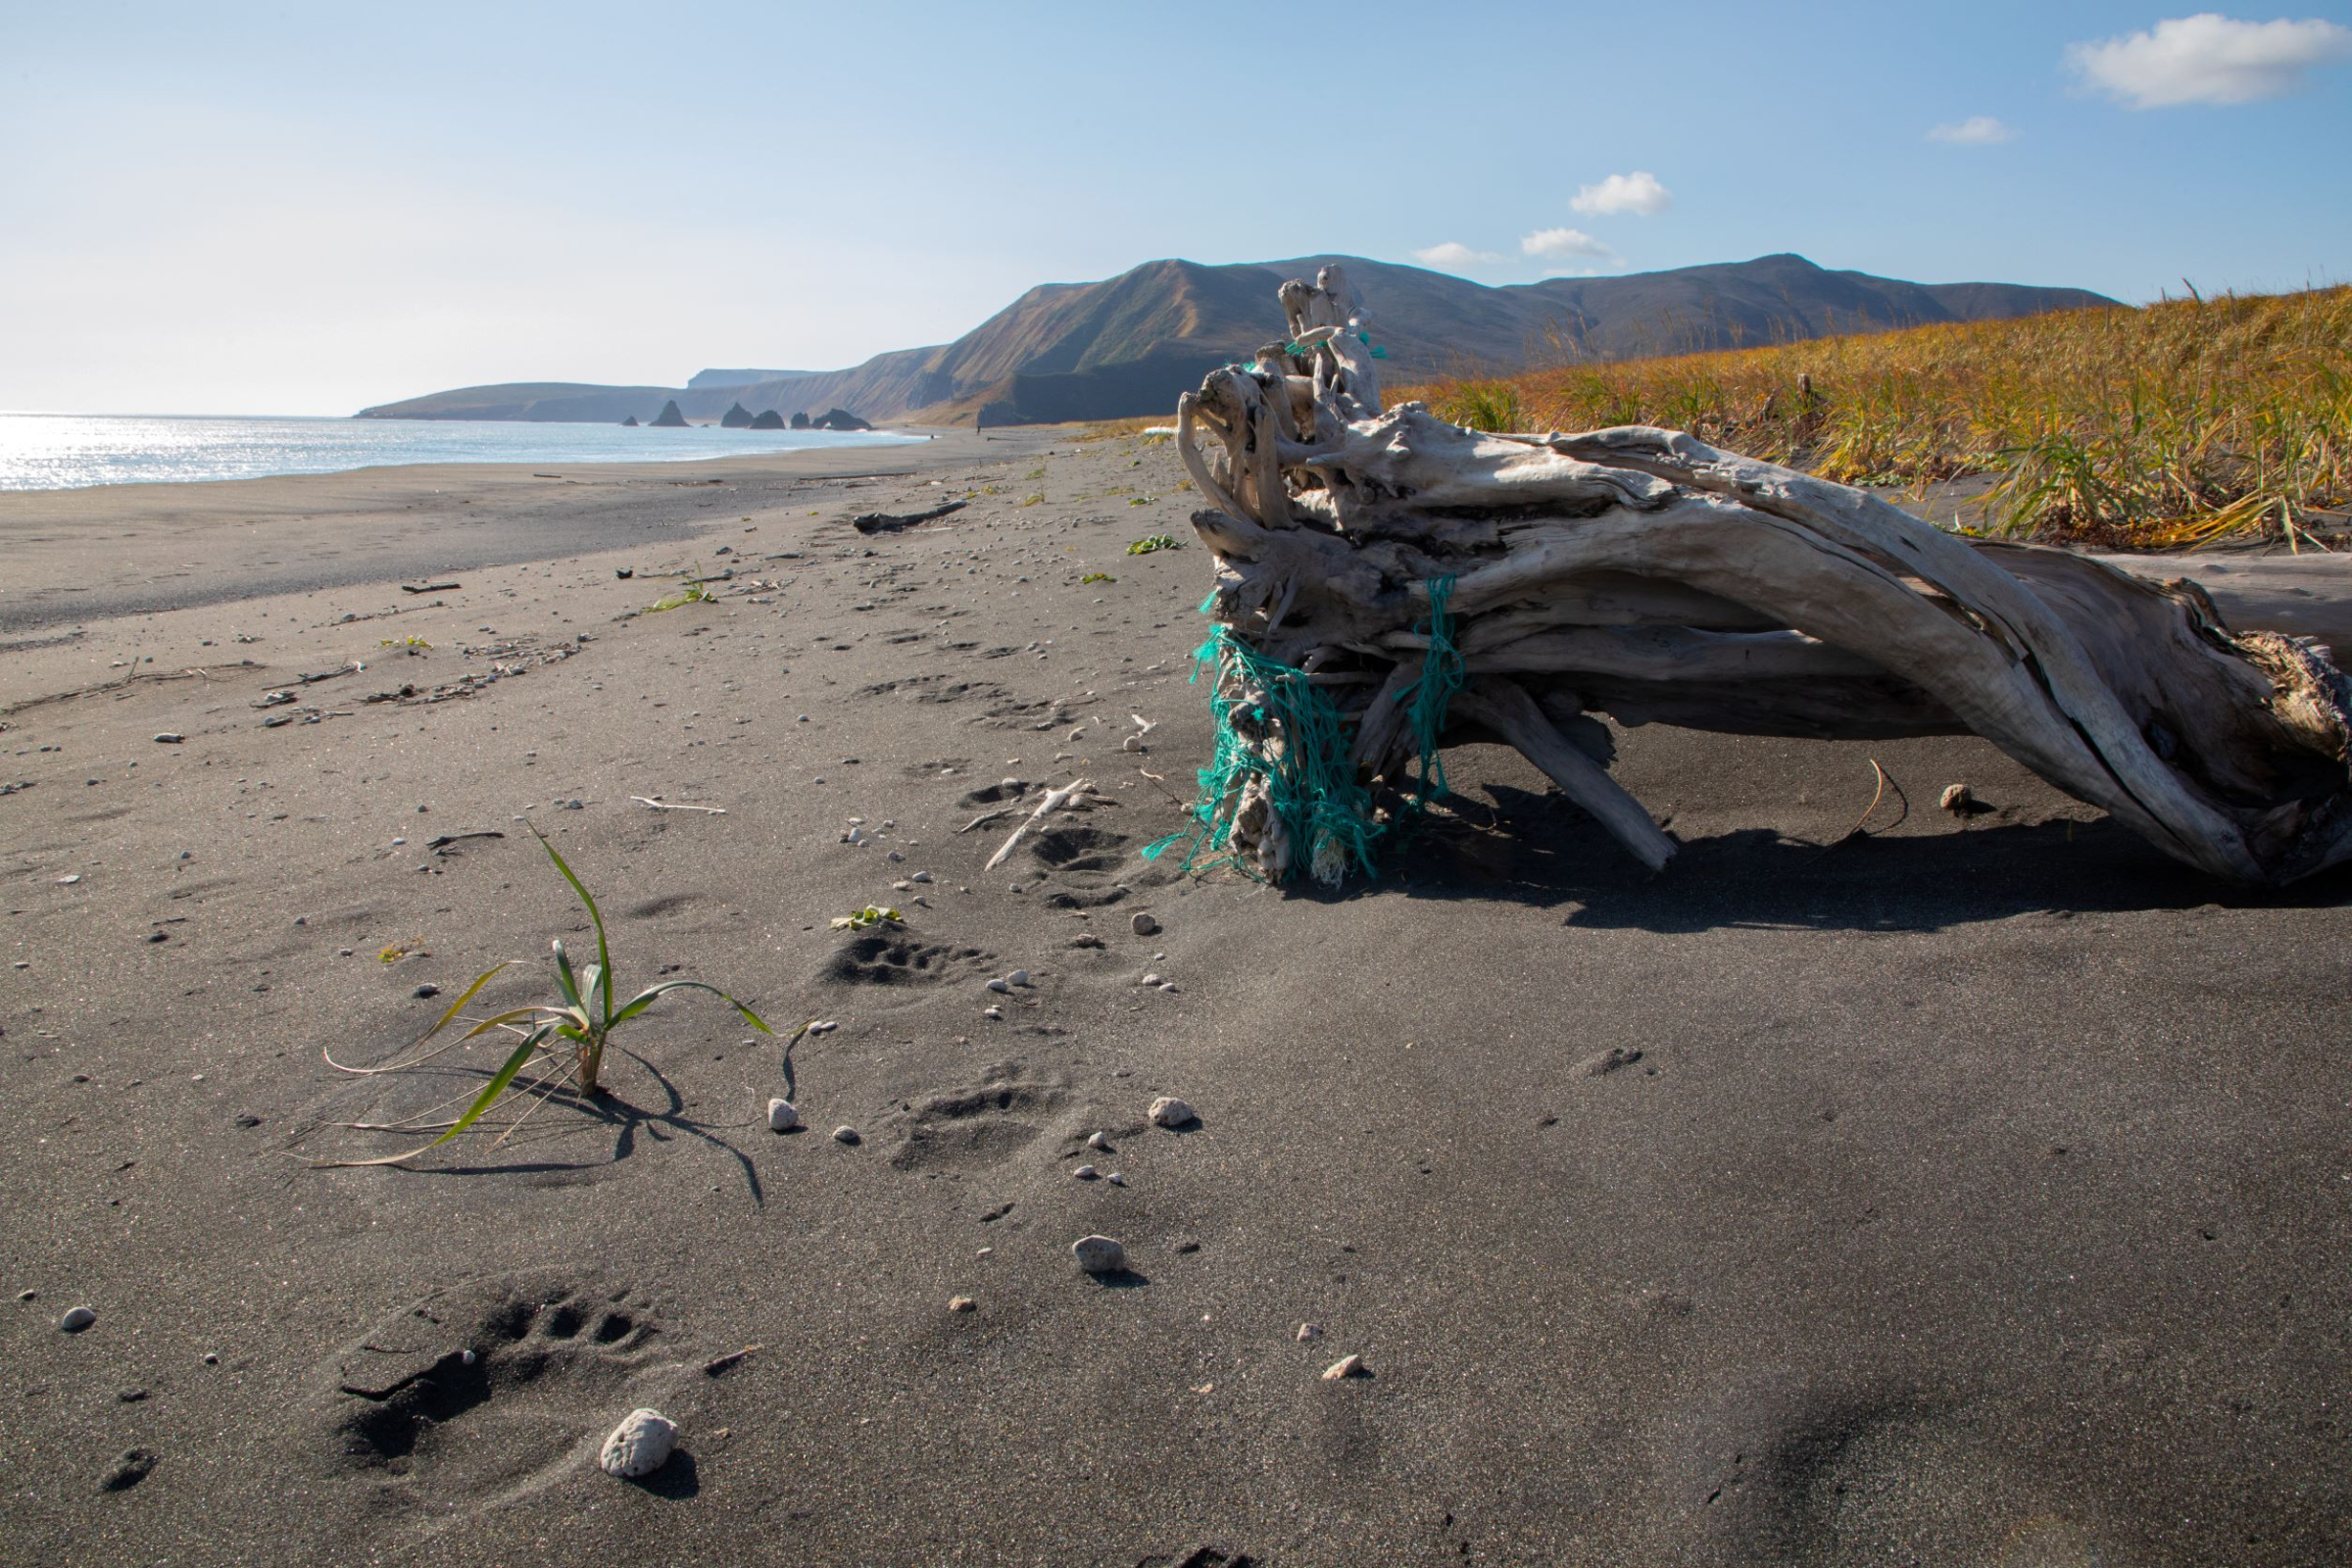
[1166,265,2352,887]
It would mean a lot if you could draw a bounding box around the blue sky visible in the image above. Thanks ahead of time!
[3,1,2347,414]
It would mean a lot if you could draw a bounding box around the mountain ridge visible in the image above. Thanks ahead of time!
[357,253,2118,428]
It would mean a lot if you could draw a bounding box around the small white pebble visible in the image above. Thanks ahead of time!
[1148,1096,1197,1128]
[948,1295,976,1313]
[1086,1131,1109,1151]
[1322,1354,1364,1381]
[1297,1322,1324,1342]
[985,977,1010,994]
[1132,911,1159,936]
[766,1099,800,1133]
[1071,1235,1126,1274]
[983,1004,1003,1019]
[1072,1164,1098,1180]
[1140,973,1160,987]
[1007,968,1030,987]
[598,1407,676,1478]
[832,1125,860,1145]
[1106,1172,1125,1186]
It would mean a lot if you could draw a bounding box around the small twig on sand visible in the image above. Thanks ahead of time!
[703,1344,764,1377]
[957,807,1015,834]
[297,662,362,685]
[400,582,461,595]
[986,778,1097,870]
[425,831,507,855]
[631,796,726,813]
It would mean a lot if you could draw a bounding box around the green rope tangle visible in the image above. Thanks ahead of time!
[1145,575,1461,887]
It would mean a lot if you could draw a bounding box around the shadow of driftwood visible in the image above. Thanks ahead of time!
[1350,782,2351,934]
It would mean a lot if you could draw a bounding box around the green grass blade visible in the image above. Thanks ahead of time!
[534,831,612,1021]
[610,980,772,1032]
[422,1026,550,1151]
[552,939,580,1009]
[323,961,514,1073]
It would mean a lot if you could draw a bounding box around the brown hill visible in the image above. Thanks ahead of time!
[358,253,2117,428]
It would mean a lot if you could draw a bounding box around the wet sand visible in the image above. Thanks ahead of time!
[2,433,2347,1566]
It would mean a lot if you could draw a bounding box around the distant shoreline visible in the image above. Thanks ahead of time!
[0,410,929,495]
[0,426,1054,635]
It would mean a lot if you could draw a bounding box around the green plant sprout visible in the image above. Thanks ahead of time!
[318,830,769,1166]
[648,577,716,612]
[829,906,903,931]
[1081,572,1116,584]
[1127,534,1180,555]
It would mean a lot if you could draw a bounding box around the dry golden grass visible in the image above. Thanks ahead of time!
[1395,287,2352,551]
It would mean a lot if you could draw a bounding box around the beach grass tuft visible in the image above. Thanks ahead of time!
[317,830,770,1167]
[1393,286,2352,549]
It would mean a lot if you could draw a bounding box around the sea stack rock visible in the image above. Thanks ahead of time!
[650,399,689,428]
[719,401,754,428]
[789,411,811,429]
[810,407,873,431]
[748,409,785,430]
[619,415,640,427]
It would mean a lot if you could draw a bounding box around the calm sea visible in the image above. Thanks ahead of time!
[0,412,925,492]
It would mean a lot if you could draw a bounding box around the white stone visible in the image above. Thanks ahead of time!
[985,977,1010,994]
[1086,1131,1108,1151]
[1072,1164,1098,1180]
[948,1295,976,1313]
[1071,1235,1126,1274]
[1140,973,1160,987]
[983,1004,1003,1019]
[1321,1354,1363,1381]
[1007,968,1030,987]
[766,1098,800,1133]
[1106,1172,1125,1186]
[1297,1322,1323,1342]
[598,1407,676,1478]
[1148,1096,1197,1128]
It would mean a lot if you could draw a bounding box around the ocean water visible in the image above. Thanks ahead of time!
[0,412,925,492]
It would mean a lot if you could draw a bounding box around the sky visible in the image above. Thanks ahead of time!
[3,2,2348,416]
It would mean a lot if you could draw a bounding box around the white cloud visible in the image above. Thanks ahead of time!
[1928,115,2018,144]
[1519,227,1625,274]
[1412,241,1502,270]
[1569,171,1673,217]
[2067,13,2352,108]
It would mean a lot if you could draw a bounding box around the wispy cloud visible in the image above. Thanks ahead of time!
[1520,227,1625,274]
[1928,115,2017,144]
[1569,171,1673,217]
[1412,241,1502,270]
[2068,13,2352,108]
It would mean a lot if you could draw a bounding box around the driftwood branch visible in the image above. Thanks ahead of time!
[1168,265,2352,887]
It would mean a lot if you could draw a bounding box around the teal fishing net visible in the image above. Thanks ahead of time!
[1143,574,1461,885]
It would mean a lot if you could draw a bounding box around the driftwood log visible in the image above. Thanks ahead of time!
[1168,267,2352,887]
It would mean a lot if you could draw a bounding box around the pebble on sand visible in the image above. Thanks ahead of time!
[598,1407,676,1479]
[1940,782,1975,811]
[1322,1353,1364,1381]
[1006,968,1031,987]
[60,1306,96,1333]
[1072,1164,1098,1180]
[1297,1322,1324,1342]
[1132,912,1159,936]
[948,1296,977,1313]
[1071,1235,1126,1274]
[1086,1131,1109,1150]
[766,1099,800,1132]
[1148,1096,1198,1128]
[152,733,184,745]
[985,977,1011,994]
[832,1125,861,1145]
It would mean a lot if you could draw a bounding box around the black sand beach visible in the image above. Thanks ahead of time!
[3,434,2347,1565]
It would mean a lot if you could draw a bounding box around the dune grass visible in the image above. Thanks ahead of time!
[1394,287,2350,550]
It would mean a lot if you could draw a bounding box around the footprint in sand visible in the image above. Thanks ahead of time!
[303,1271,678,1511]
[885,1063,1073,1174]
